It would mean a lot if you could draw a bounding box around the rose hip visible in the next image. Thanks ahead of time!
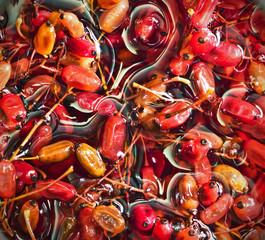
[0,61,11,90]
[199,181,219,206]
[213,165,248,193]
[34,21,56,56]
[141,166,158,196]
[37,140,75,164]
[191,0,218,28]
[0,160,16,198]
[135,10,162,42]
[78,207,104,240]
[220,96,261,123]
[184,125,223,149]
[190,62,216,100]
[68,38,97,58]
[98,0,122,9]
[200,194,234,225]
[99,0,129,33]
[155,102,191,130]
[152,218,172,240]
[12,160,38,185]
[178,174,199,211]
[100,115,126,162]
[62,65,101,91]
[0,93,26,130]
[169,55,194,76]
[10,58,29,80]
[146,148,165,178]
[250,175,265,203]
[17,200,39,233]
[130,204,156,231]
[76,143,106,177]
[248,61,265,95]
[200,42,243,67]
[181,138,210,163]
[76,92,116,116]
[35,180,76,201]
[92,205,125,236]
[29,125,52,158]
[243,139,265,169]
[194,156,212,187]
[60,12,85,38]
[31,10,51,28]
[22,75,57,100]
[233,195,263,222]
[175,228,199,240]
[190,29,217,55]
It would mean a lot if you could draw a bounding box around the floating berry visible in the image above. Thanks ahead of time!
[199,181,219,206]
[0,93,26,130]
[0,160,16,198]
[130,204,156,231]
[68,38,97,58]
[62,65,101,92]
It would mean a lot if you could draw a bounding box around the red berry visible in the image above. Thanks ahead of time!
[130,204,156,231]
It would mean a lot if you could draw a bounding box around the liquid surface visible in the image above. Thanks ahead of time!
[0,0,265,239]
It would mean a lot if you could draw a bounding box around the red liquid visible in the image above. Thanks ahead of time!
[0,0,265,239]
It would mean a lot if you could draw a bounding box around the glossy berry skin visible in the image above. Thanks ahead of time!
[0,93,26,130]
[0,160,16,198]
[146,148,165,178]
[30,125,53,157]
[135,10,161,42]
[155,102,191,130]
[76,92,116,116]
[191,0,218,29]
[200,194,234,224]
[31,10,51,28]
[54,104,73,133]
[101,115,126,162]
[68,38,97,58]
[12,160,38,185]
[17,200,39,233]
[200,42,243,67]
[181,138,210,163]
[190,62,215,100]
[199,181,219,206]
[194,156,212,187]
[78,207,104,240]
[190,29,217,55]
[152,218,172,240]
[178,174,199,211]
[233,195,263,222]
[220,96,261,123]
[243,139,265,169]
[35,180,76,201]
[22,75,55,100]
[0,127,9,152]
[169,55,194,76]
[251,175,265,204]
[130,204,156,231]
[175,228,199,240]
[0,61,11,90]
[62,65,101,92]
[141,166,158,196]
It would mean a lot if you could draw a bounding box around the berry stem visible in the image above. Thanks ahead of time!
[10,87,73,162]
